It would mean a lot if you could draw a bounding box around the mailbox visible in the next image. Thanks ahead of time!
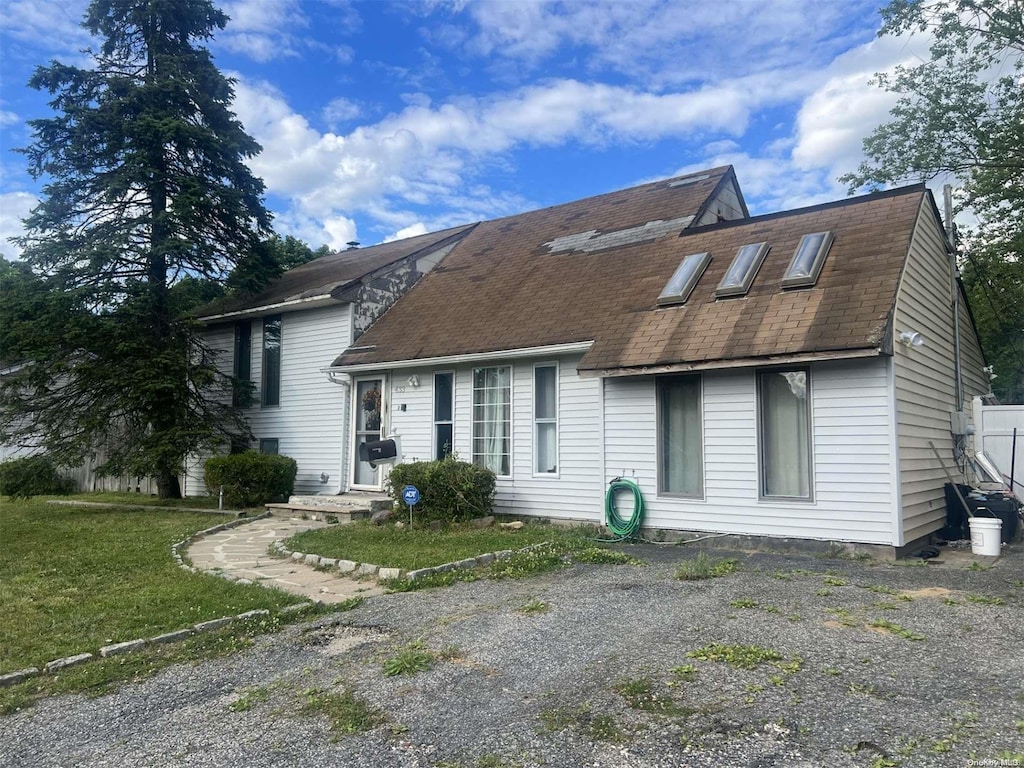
[359,437,401,468]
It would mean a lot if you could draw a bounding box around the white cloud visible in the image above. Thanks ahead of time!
[384,223,429,243]
[323,97,362,128]
[0,0,89,52]
[0,110,20,127]
[0,191,37,259]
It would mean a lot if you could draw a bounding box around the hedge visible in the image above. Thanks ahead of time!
[0,455,75,499]
[386,455,496,523]
[204,451,297,508]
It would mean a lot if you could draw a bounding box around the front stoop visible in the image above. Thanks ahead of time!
[265,492,391,522]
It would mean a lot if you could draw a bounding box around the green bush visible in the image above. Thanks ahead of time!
[386,455,496,523]
[0,455,75,499]
[204,451,297,508]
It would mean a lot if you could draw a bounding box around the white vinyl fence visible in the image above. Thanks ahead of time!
[973,397,1024,491]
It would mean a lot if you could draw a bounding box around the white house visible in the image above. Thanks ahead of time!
[187,224,476,496]
[326,169,989,553]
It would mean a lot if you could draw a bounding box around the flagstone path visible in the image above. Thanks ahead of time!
[187,516,385,603]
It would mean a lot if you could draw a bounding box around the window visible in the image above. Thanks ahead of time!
[658,252,712,306]
[433,372,454,461]
[657,376,703,496]
[259,438,279,454]
[716,242,769,298]
[261,315,282,407]
[782,231,833,288]
[472,366,511,476]
[758,369,812,499]
[534,364,558,474]
[232,321,252,407]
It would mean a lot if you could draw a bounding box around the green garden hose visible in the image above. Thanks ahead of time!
[604,477,645,541]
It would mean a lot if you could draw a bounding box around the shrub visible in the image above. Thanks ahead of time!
[204,451,297,507]
[0,455,75,498]
[386,455,496,523]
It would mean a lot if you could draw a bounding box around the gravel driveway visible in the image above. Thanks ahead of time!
[2,543,1022,768]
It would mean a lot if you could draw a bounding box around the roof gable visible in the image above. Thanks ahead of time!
[197,223,476,320]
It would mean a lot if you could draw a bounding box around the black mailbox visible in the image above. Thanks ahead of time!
[359,437,401,468]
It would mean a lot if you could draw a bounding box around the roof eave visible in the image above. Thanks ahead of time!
[197,293,343,323]
[579,347,886,378]
[325,341,596,374]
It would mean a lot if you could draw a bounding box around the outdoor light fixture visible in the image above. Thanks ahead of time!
[898,331,925,347]
[407,374,420,387]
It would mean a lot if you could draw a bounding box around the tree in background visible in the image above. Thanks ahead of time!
[842,0,1023,402]
[3,0,272,497]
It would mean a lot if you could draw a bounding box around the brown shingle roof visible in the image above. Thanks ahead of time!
[332,178,928,373]
[197,223,476,319]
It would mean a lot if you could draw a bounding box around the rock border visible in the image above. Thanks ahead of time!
[268,540,552,582]
[0,606,320,689]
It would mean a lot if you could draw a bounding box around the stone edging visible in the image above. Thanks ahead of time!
[0,512,313,690]
[0,604,319,689]
[269,540,553,582]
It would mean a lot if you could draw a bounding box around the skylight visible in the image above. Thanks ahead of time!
[658,252,711,306]
[716,242,769,298]
[782,231,834,288]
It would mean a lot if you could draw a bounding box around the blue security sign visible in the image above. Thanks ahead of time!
[402,485,421,506]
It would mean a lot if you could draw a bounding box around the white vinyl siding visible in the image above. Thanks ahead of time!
[892,201,988,544]
[185,304,352,497]
[605,359,896,544]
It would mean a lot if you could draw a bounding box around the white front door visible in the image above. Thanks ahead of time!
[351,376,386,489]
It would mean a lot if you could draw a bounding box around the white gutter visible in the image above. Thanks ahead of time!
[580,347,883,378]
[323,341,595,374]
[198,293,339,323]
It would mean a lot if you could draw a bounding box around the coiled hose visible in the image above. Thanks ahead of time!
[604,477,645,541]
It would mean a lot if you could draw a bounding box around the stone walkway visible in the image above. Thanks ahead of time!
[187,517,385,604]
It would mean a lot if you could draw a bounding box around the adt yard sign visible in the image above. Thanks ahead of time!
[402,485,421,507]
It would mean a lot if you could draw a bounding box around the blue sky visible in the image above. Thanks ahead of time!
[0,0,936,257]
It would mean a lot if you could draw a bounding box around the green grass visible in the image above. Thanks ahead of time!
[382,642,435,676]
[0,498,305,676]
[299,686,385,735]
[686,642,785,670]
[674,552,739,581]
[286,520,599,571]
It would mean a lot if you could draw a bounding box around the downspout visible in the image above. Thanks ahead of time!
[944,185,966,472]
[325,369,351,494]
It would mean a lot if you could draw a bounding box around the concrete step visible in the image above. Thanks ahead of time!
[265,492,393,522]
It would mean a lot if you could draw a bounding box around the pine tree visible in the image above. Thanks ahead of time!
[4,0,273,496]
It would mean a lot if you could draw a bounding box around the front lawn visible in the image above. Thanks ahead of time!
[0,498,303,675]
[286,520,604,571]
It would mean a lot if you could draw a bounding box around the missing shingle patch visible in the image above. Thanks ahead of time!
[543,216,693,254]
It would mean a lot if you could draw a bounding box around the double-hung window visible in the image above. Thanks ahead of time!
[534,364,558,474]
[758,368,813,499]
[472,366,511,476]
[261,315,282,407]
[433,372,454,461]
[657,375,703,497]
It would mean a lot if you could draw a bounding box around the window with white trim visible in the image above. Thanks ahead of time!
[433,372,454,461]
[657,375,703,496]
[534,364,558,474]
[758,368,813,499]
[472,366,511,476]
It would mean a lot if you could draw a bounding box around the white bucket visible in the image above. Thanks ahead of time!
[969,516,1002,556]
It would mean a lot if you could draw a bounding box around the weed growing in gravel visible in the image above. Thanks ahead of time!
[572,547,643,565]
[686,643,784,670]
[299,687,384,735]
[490,544,567,578]
[613,676,692,716]
[476,754,521,768]
[436,645,463,661]
[675,553,738,581]
[384,570,479,593]
[816,588,832,597]
[538,705,587,733]
[588,713,629,743]
[868,618,925,643]
[730,598,758,609]
[822,575,847,587]
[518,598,550,614]
[827,608,861,627]
[968,561,991,572]
[872,601,900,611]
[669,664,698,681]
[228,685,273,712]
[866,584,899,596]
[382,642,435,676]
[966,594,1005,606]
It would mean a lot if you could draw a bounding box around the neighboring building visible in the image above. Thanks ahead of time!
[327,176,989,552]
[187,224,476,495]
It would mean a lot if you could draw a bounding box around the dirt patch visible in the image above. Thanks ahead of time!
[899,587,953,599]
